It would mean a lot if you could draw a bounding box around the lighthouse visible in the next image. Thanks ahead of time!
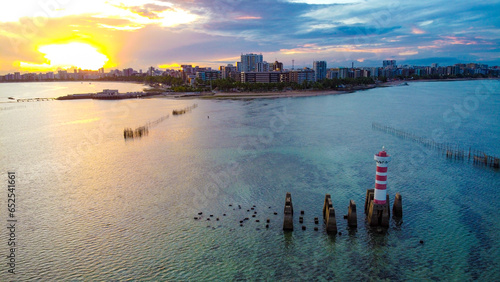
[364,147,393,227]
[374,147,391,205]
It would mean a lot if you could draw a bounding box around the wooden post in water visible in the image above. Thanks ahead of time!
[283,192,293,231]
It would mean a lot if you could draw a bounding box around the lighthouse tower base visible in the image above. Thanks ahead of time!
[364,189,390,227]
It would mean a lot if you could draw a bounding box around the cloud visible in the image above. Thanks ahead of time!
[1,0,500,74]
[398,50,418,56]
[287,0,360,4]
[126,3,174,19]
[411,27,426,34]
[235,16,262,20]
[98,24,144,31]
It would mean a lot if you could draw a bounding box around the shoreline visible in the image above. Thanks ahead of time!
[156,77,496,100]
[4,77,496,102]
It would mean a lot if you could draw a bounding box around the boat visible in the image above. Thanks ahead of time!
[8,97,15,100]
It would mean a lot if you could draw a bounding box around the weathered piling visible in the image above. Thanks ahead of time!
[124,104,199,139]
[346,200,357,228]
[172,104,198,115]
[124,125,149,139]
[365,190,390,227]
[392,193,403,218]
[284,192,293,215]
[123,114,169,140]
[283,192,293,231]
[322,194,337,234]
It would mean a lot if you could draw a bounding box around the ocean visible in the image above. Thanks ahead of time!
[1,80,499,280]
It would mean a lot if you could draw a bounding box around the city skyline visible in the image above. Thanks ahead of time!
[1,1,499,75]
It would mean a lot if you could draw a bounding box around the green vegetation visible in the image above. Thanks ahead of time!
[101,75,377,92]
[37,71,492,93]
[196,77,376,92]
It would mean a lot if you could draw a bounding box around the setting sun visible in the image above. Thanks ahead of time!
[40,43,108,70]
[21,43,109,71]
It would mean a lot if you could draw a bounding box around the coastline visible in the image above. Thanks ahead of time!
[154,77,497,100]
[4,77,496,102]
[151,80,402,100]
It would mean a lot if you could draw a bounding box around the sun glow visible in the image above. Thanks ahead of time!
[159,63,181,69]
[21,43,109,71]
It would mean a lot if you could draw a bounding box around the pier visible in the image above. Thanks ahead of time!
[372,122,499,169]
[16,98,55,102]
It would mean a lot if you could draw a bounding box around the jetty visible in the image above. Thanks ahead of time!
[57,89,157,100]
[93,89,145,100]
[57,93,94,100]
[372,122,499,169]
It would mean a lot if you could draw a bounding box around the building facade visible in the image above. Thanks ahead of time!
[313,61,327,81]
[383,60,396,69]
[240,72,281,83]
[240,53,263,73]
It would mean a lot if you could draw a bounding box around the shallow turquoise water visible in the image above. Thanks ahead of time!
[0,80,499,280]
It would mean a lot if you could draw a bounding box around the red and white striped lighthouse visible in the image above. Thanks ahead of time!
[374,147,391,205]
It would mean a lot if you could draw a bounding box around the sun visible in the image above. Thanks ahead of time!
[37,43,109,70]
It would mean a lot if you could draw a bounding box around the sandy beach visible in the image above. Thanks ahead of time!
[157,81,392,100]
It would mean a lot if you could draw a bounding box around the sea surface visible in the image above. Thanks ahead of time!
[1,80,499,281]
[0,81,146,101]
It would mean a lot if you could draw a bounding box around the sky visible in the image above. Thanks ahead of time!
[0,0,499,74]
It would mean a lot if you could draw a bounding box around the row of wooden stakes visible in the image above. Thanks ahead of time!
[124,104,198,139]
[372,122,499,169]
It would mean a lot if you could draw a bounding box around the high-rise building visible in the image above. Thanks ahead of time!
[257,61,270,72]
[272,61,283,71]
[327,68,339,79]
[240,72,280,83]
[240,53,263,72]
[123,68,134,77]
[220,64,238,79]
[290,68,315,84]
[147,66,155,76]
[313,61,327,81]
[383,60,396,69]
[338,67,349,79]
[196,70,220,81]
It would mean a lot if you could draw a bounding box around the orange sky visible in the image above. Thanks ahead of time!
[0,0,200,73]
